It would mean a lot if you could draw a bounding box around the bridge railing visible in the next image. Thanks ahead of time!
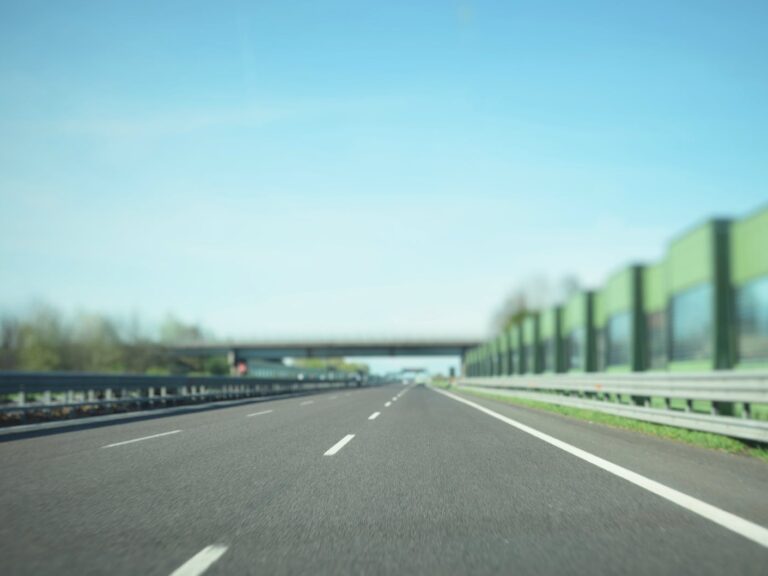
[0,370,370,425]
[460,372,768,443]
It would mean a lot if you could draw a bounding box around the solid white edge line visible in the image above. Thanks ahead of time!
[368,411,381,420]
[430,387,768,549]
[102,430,181,449]
[300,400,314,405]
[169,544,228,576]
[324,434,355,455]
[246,410,273,417]
[385,401,392,407]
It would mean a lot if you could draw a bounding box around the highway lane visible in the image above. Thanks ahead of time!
[0,386,372,463]
[0,384,402,575]
[0,383,766,575]
[442,387,768,529]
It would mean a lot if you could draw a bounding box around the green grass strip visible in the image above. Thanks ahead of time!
[432,381,768,463]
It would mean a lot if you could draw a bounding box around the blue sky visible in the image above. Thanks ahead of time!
[1,0,767,365]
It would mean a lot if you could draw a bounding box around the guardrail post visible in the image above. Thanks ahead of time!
[743,403,752,419]
[160,386,167,405]
[17,390,27,423]
[66,390,76,417]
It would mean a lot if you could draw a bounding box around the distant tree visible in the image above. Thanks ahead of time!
[69,313,124,371]
[555,274,581,303]
[0,304,223,375]
[0,315,21,369]
[160,315,206,344]
[203,356,230,376]
[293,357,369,374]
[492,274,582,332]
[18,304,66,370]
[492,289,529,332]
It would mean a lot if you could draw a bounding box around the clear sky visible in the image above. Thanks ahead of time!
[2,0,767,366]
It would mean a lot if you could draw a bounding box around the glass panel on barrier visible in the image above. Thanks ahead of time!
[543,338,556,371]
[522,345,532,373]
[669,283,713,362]
[566,327,585,370]
[595,328,606,371]
[736,275,768,363]
[606,311,631,366]
[646,310,667,369]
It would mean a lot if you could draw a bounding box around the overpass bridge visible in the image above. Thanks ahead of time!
[169,337,482,370]
[170,338,481,359]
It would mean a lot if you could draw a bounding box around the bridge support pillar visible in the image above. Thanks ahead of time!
[227,349,242,376]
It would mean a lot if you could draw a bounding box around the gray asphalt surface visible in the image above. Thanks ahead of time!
[1,383,766,575]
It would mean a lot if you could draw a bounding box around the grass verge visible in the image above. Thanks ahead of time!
[432,381,768,463]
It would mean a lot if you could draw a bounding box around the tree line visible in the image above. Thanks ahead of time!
[0,304,228,375]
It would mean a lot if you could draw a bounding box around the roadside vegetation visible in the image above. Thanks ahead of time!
[433,381,768,463]
[0,304,370,377]
[0,303,228,375]
[292,357,370,374]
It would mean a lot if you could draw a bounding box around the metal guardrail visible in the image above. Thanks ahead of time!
[460,372,768,443]
[0,371,371,423]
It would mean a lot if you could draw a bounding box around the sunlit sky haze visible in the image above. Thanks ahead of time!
[2,1,767,358]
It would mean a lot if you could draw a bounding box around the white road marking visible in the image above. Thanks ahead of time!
[391,397,397,402]
[300,400,314,406]
[169,544,228,576]
[246,410,273,417]
[368,411,381,421]
[102,430,181,449]
[329,396,338,400]
[431,387,768,549]
[324,434,355,455]
[385,401,392,407]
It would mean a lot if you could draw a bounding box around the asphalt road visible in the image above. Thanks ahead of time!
[1,383,766,575]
